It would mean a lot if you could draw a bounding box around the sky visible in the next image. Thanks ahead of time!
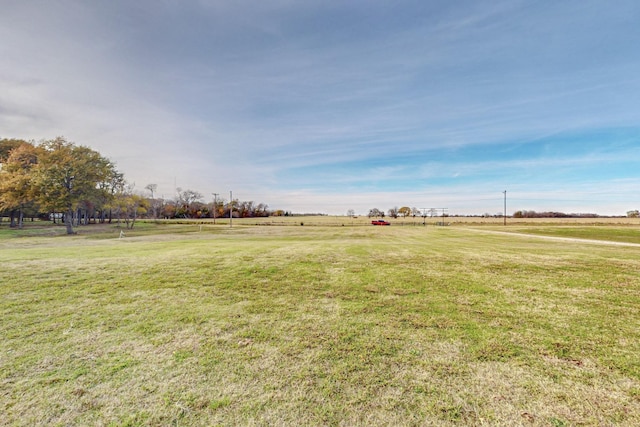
[1,0,639,216]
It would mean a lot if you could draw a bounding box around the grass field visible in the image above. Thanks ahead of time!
[1,220,639,426]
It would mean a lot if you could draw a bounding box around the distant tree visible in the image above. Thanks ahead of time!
[627,210,639,218]
[160,200,177,219]
[211,197,225,219]
[109,183,149,228]
[223,198,240,218]
[122,193,149,228]
[145,183,158,218]
[398,206,411,218]
[101,171,126,223]
[256,203,270,217]
[347,209,355,217]
[368,208,383,218]
[238,200,254,218]
[145,183,157,199]
[175,188,203,218]
[388,207,399,218]
[235,200,269,218]
[412,207,421,217]
[108,182,129,226]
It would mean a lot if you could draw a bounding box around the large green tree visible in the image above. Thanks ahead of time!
[32,137,117,234]
[0,141,41,228]
[0,138,30,162]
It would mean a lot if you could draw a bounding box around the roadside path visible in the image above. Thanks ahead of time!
[464,227,640,248]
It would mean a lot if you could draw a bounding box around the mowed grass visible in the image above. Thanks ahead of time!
[495,226,640,245]
[1,223,639,426]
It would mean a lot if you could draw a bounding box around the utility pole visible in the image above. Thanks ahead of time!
[212,193,218,224]
[503,190,507,226]
[229,190,233,228]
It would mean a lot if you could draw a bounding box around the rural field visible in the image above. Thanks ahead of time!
[1,219,639,426]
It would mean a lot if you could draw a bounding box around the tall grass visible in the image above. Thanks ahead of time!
[1,224,639,426]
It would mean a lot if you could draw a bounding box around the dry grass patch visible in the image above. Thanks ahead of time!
[1,224,639,425]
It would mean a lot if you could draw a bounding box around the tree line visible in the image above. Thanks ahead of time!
[513,210,602,218]
[160,187,271,220]
[366,207,440,218]
[0,137,273,234]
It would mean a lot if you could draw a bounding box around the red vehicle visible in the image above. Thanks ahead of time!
[371,219,391,226]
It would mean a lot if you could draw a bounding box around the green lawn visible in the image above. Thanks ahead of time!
[1,223,639,426]
[497,225,640,245]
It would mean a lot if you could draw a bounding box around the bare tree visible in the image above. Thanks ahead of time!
[368,208,383,218]
[145,183,158,218]
[176,188,203,218]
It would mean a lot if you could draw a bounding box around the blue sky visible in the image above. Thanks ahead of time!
[1,0,639,215]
